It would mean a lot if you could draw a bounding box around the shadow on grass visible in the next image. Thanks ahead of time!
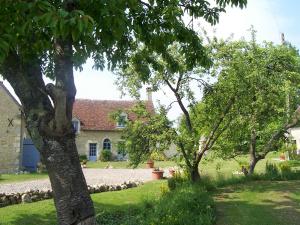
[215,180,300,225]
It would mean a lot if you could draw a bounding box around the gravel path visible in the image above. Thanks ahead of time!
[0,169,154,194]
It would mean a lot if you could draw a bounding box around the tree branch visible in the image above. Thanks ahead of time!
[196,96,235,162]
[260,106,300,158]
[138,0,152,9]
[164,76,193,132]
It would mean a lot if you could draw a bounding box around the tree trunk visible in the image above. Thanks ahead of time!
[248,157,258,175]
[190,165,201,182]
[2,50,96,224]
[248,129,257,175]
[41,135,96,225]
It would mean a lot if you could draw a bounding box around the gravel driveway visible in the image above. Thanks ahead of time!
[0,169,154,194]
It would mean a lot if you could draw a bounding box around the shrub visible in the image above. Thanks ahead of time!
[100,149,112,162]
[79,154,87,162]
[150,151,166,161]
[278,161,292,173]
[146,184,215,225]
[265,162,280,180]
[96,209,142,225]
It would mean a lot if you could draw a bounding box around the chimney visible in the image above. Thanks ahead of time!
[146,87,152,102]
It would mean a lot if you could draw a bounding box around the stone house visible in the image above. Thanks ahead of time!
[288,128,300,154]
[73,95,155,161]
[0,82,155,172]
[0,82,25,173]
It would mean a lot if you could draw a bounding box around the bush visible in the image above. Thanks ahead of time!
[278,161,292,173]
[150,151,166,161]
[100,149,112,162]
[146,184,215,225]
[79,154,87,162]
[265,162,280,180]
[96,182,215,225]
[96,209,142,225]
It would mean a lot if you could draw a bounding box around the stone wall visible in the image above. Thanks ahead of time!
[0,181,141,208]
[76,130,124,160]
[0,83,23,173]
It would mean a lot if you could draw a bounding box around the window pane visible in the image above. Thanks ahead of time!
[89,143,97,156]
[103,138,111,150]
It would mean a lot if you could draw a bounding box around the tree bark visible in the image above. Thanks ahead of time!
[248,130,257,175]
[248,157,258,175]
[2,50,96,224]
[42,135,96,225]
[190,165,201,182]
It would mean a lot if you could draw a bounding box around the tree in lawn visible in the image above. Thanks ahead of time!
[117,43,238,181]
[210,33,300,175]
[0,1,247,223]
[112,103,174,166]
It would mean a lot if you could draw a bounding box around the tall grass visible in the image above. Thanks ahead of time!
[96,182,216,225]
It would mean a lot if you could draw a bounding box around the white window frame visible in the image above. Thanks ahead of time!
[116,112,127,128]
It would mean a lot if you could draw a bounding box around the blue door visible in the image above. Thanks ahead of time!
[22,138,40,172]
[89,143,97,161]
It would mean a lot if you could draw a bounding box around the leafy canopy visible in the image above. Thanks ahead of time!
[0,0,247,77]
[208,34,300,158]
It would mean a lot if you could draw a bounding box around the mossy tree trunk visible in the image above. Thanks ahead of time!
[2,40,96,225]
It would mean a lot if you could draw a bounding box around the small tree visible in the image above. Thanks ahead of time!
[209,32,300,174]
[117,43,237,181]
[113,103,174,166]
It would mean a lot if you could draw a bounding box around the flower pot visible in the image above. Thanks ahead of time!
[152,170,164,180]
[146,160,154,168]
[169,169,175,177]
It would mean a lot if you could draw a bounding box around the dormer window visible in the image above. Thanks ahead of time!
[72,118,80,134]
[117,112,127,128]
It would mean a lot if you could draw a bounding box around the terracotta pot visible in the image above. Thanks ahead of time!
[146,160,154,168]
[152,170,164,180]
[280,155,285,160]
[169,169,175,177]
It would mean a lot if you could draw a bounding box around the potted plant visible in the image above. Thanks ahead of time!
[146,159,154,168]
[152,167,164,180]
[279,153,286,161]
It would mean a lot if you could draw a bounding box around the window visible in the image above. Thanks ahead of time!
[72,119,80,134]
[117,113,127,128]
[103,138,111,150]
[117,141,126,156]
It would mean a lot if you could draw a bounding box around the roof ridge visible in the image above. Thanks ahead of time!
[0,82,21,108]
[75,98,142,102]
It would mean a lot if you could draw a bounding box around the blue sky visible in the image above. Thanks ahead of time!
[1,0,300,120]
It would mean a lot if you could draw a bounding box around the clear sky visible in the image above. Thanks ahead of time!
[1,0,299,120]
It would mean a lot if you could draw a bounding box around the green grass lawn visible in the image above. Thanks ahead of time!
[200,152,282,179]
[0,173,48,184]
[214,180,300,225]
[0,180,166,225]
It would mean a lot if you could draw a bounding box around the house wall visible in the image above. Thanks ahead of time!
[75,130,124,160]
[0,85,23,173]
[289,128,300,153]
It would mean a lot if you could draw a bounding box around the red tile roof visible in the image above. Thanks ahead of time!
[73,99,155,131]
